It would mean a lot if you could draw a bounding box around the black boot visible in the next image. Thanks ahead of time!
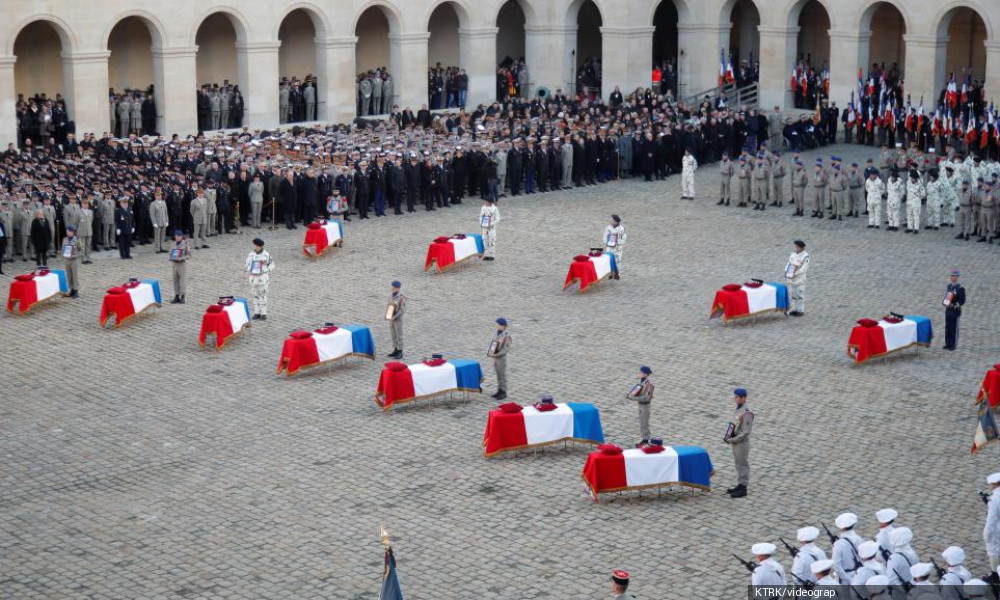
[725,484,740,493]
[171,295,181,304]
[494,390,507,400]
[729,484,747,498]
[179,296,185,304]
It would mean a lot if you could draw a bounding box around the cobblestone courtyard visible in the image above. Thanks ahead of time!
[3,143,1000,599]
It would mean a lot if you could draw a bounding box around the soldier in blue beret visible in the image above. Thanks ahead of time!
[725,388,754,498]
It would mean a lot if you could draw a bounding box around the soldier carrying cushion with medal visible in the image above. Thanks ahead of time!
[724,388,754,498]
[604,214,626,278]
[386,280,406,359]
[488,318,512,400]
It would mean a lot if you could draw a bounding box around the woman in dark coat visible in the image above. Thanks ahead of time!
[29,210,51,266]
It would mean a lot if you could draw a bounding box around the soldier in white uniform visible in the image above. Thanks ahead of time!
[609,569,634,600]
[909,563,936,594]
[906,170,926,233]
[750,543,786,586]
[784,240,809,316]
[925,168,944,230]
[718,152,734,206]
[886,170,905,231]
[680,149,697,199]
[604,214,626,278]
[874,508,897,563]
[851,541,885,588]
[833,512,865,585]
[983,471,1000,569]
[245,238,274,320]
[886,527,917,591]
[939,545,972,593]
[811,559,838,586]
[480,198,499,261]
[791,526,826,586]
[866,170,886,229]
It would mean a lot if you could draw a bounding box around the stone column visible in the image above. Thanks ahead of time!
[676,24,729,100]
[827,30,869,106]
[984,41,1000,100]
[316,37,357,123]
[459,27,498,106]
[903,35,947,108]
[152,47,198,136]
[757,26,798,109]
[524,25,576,97]
[389,32,430,111]
[0,56,16,147]
[599,26,656,99]
[61,51,111,138]
[237,42,280,130]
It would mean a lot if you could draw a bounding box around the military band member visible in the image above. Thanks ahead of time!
[480,197,499,261]
[245,238,273,320]
[718,152,734,206]
[61,225,82,298]
[77,199,94,263]
[386,280,405,358]
[150,191,169,252]
[488,318,512,400]
[724,388,753,498]
[791,160,807,216]
[750,543,786,585]
[785,240,809,316]
[169,230,190,304]
[626,366,654,444]
[832,512,864,584]
[604,214,626,278]
[865,169,886,228]
[943,269,965,350]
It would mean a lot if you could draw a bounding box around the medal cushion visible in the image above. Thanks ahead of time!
[307,222,321,230]
[106,286,126,294]
[857,318,879,328]
[423,358,446,367]
[534,402,558,412]
[722,283,742,292]
[315,325,338,334]
[598,443,623,455]
[641,444,666,454]
[573,255,590,262]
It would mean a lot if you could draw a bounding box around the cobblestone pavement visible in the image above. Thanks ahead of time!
[3,143,1000,600]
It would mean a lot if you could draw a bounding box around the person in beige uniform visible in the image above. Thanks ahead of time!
[386,280,406,359]
[769,151,786,208]
[488,317,512,400]
[205,184,218,237]
[100,194,116,249]
[41,198,56,257]
[752,151,770,211]
[627,365,655,444]
[725,388,754,498]
[77,199,94,263]
[811,160,828,218]
[60,225,83,298]
[190,187,209,249]
[150,192,169,253]
[169,230,190,304]
[249,173,264,229]
[718,152,734,206]
[790,160,807,216]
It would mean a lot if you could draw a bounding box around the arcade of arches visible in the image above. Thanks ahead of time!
[1,0,999,146]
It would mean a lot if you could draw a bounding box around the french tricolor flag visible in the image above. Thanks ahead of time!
[199,298,251,349]
[376,359,483,410]
[564,252,618,291]
[848,316,932,363]
[710,282,790,322]
[6,269,67,314]
[100,280,162,327]
[425,234,485,271]
[582,446,714,501]
[277,324,376,375]
[483,403,604,456]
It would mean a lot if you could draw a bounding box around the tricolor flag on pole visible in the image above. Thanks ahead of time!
[946,73,958,108]
[790,65,798,92]
[971,398,999,454]
[719,49,726,86]
[726,53,735,84]
[378,526,404,600]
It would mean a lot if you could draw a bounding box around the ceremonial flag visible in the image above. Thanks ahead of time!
[847,94,856,129]
[719,49,726,86]
[726,53,735,84]
[981,109,990,149]
[961,71,970,105]
[971,399,999,455]
[821,66,830,95]
[858,68,866,101]
[946,73,958,108]
[945,108,952,137]
[379,528,405,600]
[791,65,798,92]
[917,104,925,134]
[966,108,978,146]
[932,108,941,137]
[905,107,914,133]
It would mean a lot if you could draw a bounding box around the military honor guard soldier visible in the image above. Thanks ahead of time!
[724,388,753,498]
[610,569,636,599]
[480,197,499,261]
[750,543,787,585]
[784,240,809,316]
[61,225,83,298]
[385,281,405,358]
[604,215,626,278]
[983,471,1000,569]
[488,318,512,400]
[169,230,190,304]
[791,526,827,586]
[626,366,654,444]
[943,269,966,351]
[246,238,274,320]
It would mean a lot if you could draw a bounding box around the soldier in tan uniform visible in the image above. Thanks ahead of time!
[725,388,754,498]
[100,194,116,249]
[770,151,786,207]
[752,151,770,211]
[190,187,209,249]
[828,164,846,220]
[737,156,751,207]
[718,152,734,206]
[386,281,406,359]
[150,191,169,252]
[957,180,973,240]
[41,198,56,256]
[811,160,828,218]
[488,318,512,400]
[169,230,190,304]
[791,160,807,216]
[77,199,94,263]
[60,225,83,298]
[626,366,655,444]
[980,180,996,243]
[0,199,13,263]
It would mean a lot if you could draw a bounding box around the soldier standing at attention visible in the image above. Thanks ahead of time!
[750,544,786,585]
[811,159,828,218]
[150,191,168,253]
[114,198,134,259]
[905,170,926,234]
[60,225,83,298]
[847,162,864,217]
[77,199,94,264]
[752,151,770,211]
[169,230,190,305]
[609,569,635,600]
[785,240,810,317]
[718,152,734,206]
[770,151,786,208]
[791,160,807,216]
[680,148,697,200]
[925,168,944,230]
[886,169,906,231]
[865,169,886,229]
[828,162,846,220]
[190,186,209,249]
[626,366,654,445]
[604,214,626,278]
[488,318,512,401]
[737,156,751,207]
[725,388,753,498]
[480,197,499,261]
[943,269,966,351]
[245,238,274,321]
[386,281,405,359]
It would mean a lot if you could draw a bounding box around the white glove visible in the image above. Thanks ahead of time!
[131,228,135,234]
[153,225,158,229]
[116,229,120,235]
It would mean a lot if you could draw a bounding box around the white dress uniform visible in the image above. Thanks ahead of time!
[791,543,826,585]
[785,249,810,314]
[886,527,918,591]
[245,248,274,317]
[479,203,499,259]
[886,176,906,229]
[984,477,1000,569]
[752,559,787,586]
[866,176,886,227]
[604,223,626,273]
[681,153,698,198]
[939,546,971,598]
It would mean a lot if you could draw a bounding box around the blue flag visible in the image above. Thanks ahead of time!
[379,547,404,600]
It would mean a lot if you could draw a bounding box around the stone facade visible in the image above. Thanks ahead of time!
[1,0,998,146]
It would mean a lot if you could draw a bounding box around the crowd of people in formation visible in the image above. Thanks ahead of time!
[109,87,157,138]
[496,58,529,101]
[427,65,468,110]
[278,76,318,124]
[790,54,832,110]
[744,490,1000,595]
[576,56,602,101]
[356,68,394,117]
[195,82,246,132]
[15,93,73,148]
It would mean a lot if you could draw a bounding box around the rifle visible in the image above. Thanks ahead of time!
[930,558,946,579]
[779,537,799,558]
[732,553,756,573]
[979,489,991,505]
[788,571,815,590]
[821,522,839,545]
